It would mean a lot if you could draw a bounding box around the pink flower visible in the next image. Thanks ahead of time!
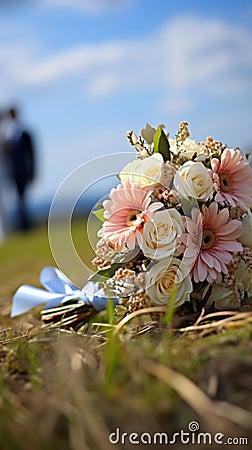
[181,202,243,283]
[209,148,252,208]
[98,178,163,251]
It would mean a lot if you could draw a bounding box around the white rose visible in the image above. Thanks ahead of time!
[238,211,252,249]
[206,284,241,310]
[142,209,184,260]
[174,161,214,201]
[119,153,163,187]
[169,138,204,159]
[146,257,192,306]
[235,263,252,298]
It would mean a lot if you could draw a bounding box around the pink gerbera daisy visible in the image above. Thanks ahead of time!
[98,178,163,251]
[181,202,242,283]
[209,148,252,208]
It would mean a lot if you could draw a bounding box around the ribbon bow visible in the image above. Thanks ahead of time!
[11,266,119,317]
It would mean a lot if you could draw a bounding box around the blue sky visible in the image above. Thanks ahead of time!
[1,0,252,205]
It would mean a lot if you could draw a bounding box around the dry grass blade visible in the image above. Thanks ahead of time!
[193,307,206,325]
[113,306,167,335]
[113,307,252,340]
[143,359,252,432]
[196,310,241,322]
[178,311,252,333]
[214,400,252,429]
[0,327,39,345]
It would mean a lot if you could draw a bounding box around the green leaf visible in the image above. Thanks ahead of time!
[153,126,171,162]
[88,263,122,283]
[107,297,115,325]
[92,207,106,223]
[162,285,177,326]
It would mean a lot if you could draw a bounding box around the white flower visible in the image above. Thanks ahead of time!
[169,138,204,160]
[238,211,252,249]
[141,123,156,144]
[169,138,178,155]
[142,209,184,260]
[206,284,241,310]
[174,161,214,201]
[146,257,192,306]
[119,153,163,187]
[235,263,252,298]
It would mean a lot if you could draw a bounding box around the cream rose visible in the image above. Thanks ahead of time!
[235,263,252,298]
[146,257,192,306]
[206,284,241,310]
[119,153,163,187]
[169,138,204,159]
[142,209,184,260]
[174,161,214,201]
[238,211,252,249]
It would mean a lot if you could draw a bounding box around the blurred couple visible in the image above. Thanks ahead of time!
[0,106,36,240]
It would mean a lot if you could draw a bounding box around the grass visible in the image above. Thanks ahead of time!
[0,220,252,450]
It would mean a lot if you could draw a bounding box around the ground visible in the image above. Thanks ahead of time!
[0,221,251,450]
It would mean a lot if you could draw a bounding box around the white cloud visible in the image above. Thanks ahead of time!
[1,15,252,111]
[18,42,124,85]
[83,16,252,105]
[87,71,124,98]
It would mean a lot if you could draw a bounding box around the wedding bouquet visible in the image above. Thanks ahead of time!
[91,121,252,314]
[11,121,252,329]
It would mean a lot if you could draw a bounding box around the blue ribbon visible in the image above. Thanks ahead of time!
[11,266,119,317]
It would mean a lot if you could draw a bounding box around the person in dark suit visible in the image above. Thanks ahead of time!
[5,107,36,230]
[0,111,7,240]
